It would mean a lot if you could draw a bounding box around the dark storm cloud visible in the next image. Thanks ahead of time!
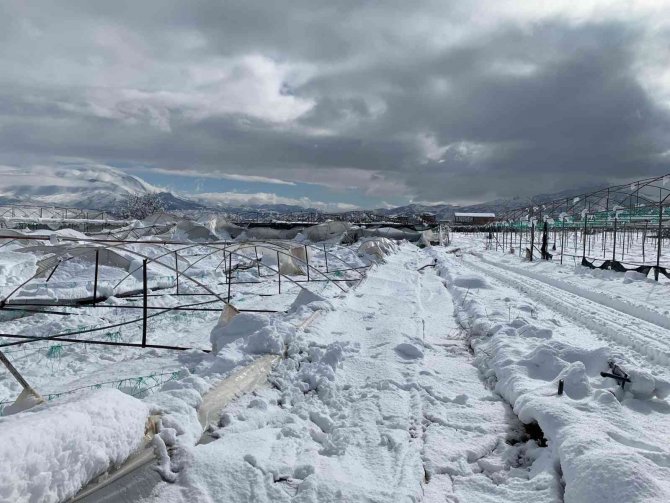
[0,1,668,204]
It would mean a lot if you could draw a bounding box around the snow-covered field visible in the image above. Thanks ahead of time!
[2,226,670,502]
[433,237,670,502]
[0,231,367,412]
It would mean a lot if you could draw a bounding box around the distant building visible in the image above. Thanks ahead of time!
[453,212,496,225]
[420,213,437,225]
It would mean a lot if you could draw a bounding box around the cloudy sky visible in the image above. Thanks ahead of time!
[1,0,669,209]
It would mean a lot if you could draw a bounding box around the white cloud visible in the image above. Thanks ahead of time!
[193,191,359,212]
[140,167,296,186]
[417,133,448,162]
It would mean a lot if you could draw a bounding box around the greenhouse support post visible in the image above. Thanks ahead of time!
[612,218,617,262]
[582,215,587,261]
[277,251,281,294]
[323,244,329,273]
[93,249,99,305]
[142,259,148,347]
[529,223,534,261]
[656,196,663,281]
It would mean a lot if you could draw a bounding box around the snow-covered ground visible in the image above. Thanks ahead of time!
[144,244,560,502]
[492,225,670,271]
[3,228,670,502]
[434,234,670,502]
[0,235,367,410]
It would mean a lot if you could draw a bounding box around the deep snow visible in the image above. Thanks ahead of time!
[3,231,670,502]
[143,245,561,502]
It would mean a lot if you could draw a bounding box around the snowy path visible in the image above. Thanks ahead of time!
[144,246,558,502]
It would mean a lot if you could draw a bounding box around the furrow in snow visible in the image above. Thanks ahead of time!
[463,254,670,370]
[478,254,670,332]
[434,246,670,503]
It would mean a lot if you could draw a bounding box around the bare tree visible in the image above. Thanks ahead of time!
[117,192,166,220]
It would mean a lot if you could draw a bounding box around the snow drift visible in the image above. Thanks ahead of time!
[0,389,149,503]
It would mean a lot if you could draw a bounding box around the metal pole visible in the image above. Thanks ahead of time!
[612,217,617,260]
[560,217,565,264]
[46,260,60,283]
[643,221,647,263]
[582,214,587,261]
[175,251,179,295]
[227,252,232,301]
[0,351,44,404]
[305,245,310,281]
[277,251,281,294]
[655,194,663,281]
[93,249,99,305]
[323,244,329,273]
[142,259,148,347]
[254,246,261,277]
[529,222,534,261]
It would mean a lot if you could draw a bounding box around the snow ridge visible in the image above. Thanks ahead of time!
[432,247,670,503]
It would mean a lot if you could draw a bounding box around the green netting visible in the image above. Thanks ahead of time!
[0,367,196,416]
[502,205,670,229]
[46,344,63,359]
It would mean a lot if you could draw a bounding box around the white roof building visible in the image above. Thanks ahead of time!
[454,212,496,218]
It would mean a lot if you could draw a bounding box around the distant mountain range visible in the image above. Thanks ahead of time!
[374,183,606,220]
[0,164,604,219]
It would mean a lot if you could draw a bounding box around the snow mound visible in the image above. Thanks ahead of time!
[623,270,648,283]
[289,288,333,313]
[0,389,149,503]
[357,237,397,260]
[302,221,351,242]
[394,342,424,359]
[171,220,218,242]
[210,312,295,355]
[0,251,36,286]
[432,248,670,503]
[453,274,490,289]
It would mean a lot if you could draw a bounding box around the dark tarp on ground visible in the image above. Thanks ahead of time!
[580,257,667,278]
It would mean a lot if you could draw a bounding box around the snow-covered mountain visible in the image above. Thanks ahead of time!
[374,184,606,220]
[0,164,204,212]
[0,165,157,209]
[0,164,607,218]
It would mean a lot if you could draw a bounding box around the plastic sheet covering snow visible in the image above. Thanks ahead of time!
[171,220,219,242]
[357,237,396,260]
[198,354,281,431]
[360,227,421,241]
[419,229,438,246]
[256,245,305,275]
[302,221,351,242]
[15,244,133,277]
[240,226,303,240]
[198,214,240,240]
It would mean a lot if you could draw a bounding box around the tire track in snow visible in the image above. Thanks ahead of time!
[478,255,670,331]
[462,255,670,372]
